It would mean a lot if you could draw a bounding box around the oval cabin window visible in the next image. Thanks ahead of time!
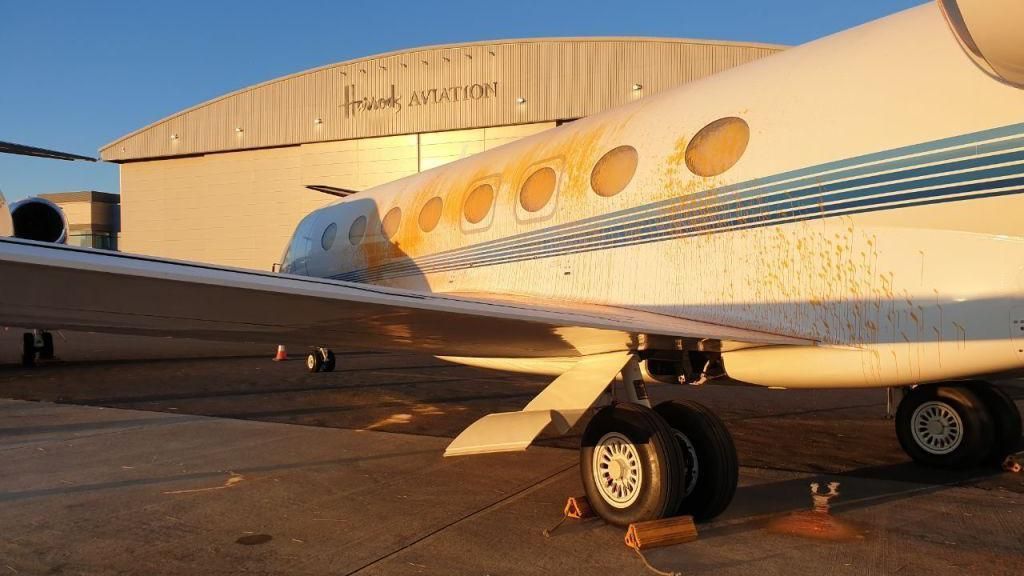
[348,215,367,245]
[591,146,638,197]
[381,207,402,239]
[519,167,557,212]
[419,197,443,232]
[463,184,494,224]
[321,223,337,251]
[685,117,750,177]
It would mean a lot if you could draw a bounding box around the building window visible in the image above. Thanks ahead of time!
[381,207,402,239]
[685,117,749,177]
[519,167,557,212]
[321,223,337,251]
[349,215,367,245]
[419,196,443,232]
[463,184,494,224]
[591,145,638,197]
[68,232,117,251]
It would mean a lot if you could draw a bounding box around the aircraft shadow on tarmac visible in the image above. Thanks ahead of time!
[0,354,1019,522]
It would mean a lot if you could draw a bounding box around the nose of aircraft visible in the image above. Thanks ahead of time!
[939,0,1024,88]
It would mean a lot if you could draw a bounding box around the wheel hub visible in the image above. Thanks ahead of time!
[911,400,964,455]
[608,458,626,479]
[592,432,643,508]
[672,430,700,498]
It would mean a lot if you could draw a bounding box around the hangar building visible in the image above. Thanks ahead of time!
[100,38,782,270]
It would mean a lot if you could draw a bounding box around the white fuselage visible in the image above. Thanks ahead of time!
[280,1,1024,388]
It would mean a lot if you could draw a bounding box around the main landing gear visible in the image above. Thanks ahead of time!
[895,381,1022,468]
[306,347,336,373]
[21,330,54,367]
[580,399,738,526]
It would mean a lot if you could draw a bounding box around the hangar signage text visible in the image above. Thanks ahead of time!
[341,82,499,118]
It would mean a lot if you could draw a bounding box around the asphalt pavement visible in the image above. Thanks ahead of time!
[0,331,1021,575]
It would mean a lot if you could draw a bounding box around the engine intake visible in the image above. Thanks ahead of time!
[9,198,67,243]
[940,0,1024,88]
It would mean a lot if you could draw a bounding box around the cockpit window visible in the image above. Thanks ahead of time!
[348,215,367,245]
[321,223,337,251]
[591,146,638,197]
[685,117,749,177]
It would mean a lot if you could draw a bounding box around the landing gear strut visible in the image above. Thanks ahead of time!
[306,347,336,373]
[21,330,54,367]
[895,381,1021,468]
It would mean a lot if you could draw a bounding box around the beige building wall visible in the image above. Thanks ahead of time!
[120,122,556,269]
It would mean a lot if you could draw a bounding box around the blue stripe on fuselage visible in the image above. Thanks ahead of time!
[333,123,1024,282]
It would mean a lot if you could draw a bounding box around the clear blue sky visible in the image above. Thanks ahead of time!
[0,0,922,202]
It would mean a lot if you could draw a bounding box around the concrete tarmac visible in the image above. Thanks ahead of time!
[0,335,1022,575]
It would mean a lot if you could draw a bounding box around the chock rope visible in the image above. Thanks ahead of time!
[631,547,681,576]
[542,496,593,537]
[542,515,567,538]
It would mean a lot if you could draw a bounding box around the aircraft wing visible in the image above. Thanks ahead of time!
[0,140,96,162]
[0,238,811,358]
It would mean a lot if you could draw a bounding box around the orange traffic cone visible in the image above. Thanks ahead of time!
[273,345,288,361]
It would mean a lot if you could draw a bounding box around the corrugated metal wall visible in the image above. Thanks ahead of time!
[101,38,781,162]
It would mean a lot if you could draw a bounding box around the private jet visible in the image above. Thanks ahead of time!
[1,0,1022,526]
[0,140,93,365]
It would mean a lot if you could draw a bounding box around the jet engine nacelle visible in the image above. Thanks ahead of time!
[940,0,1024,88]
[4,196,68,244]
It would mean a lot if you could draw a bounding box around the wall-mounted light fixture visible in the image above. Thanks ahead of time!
[170,133,179,140]
[516,97,527,104]
[314,118,323,125]
[235,127,244,134]
[632,83,643,91]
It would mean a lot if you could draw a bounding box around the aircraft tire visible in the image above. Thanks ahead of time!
[654,400,738,521]
[21,332,35,368]
[580,403,685,526]
[968,382,1022,464]
[306,351,322,373]
[896,384,993,469]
